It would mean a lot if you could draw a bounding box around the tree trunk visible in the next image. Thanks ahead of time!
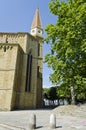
[70,86,76,105]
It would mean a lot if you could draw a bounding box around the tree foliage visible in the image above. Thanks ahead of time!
[48,87,58,100]
[43,87,58,101]
[44,0,86,103]
[43,88,49,99]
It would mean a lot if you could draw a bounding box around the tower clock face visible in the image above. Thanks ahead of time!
[38,30,41,33]
[32,30,35,33]
[31,28,42,37]
[37,29,43,35]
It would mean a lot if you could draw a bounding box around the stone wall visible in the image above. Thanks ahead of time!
[0,43,18,110]
[0,33,27,52]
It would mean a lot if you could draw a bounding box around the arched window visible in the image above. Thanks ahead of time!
[25,52,32,92]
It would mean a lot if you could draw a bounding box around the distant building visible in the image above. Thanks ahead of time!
[0,8,43,111]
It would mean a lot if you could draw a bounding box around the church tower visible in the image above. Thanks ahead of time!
[30,8,43,107]
[30,8,43,38]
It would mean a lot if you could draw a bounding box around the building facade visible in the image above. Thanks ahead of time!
[0,9,43,111]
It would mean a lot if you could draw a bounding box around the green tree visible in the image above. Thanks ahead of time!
[43,88,49,99]
[43,87,58,100]
[44,0,86,104]
[48,87,58,101]
[57,85,71,104]
[43,87,58,106]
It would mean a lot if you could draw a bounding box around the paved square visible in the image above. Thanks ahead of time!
[0,105,86,130]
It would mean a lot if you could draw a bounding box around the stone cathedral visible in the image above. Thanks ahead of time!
[0,8,43,111]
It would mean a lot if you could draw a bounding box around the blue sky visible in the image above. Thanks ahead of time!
[0,0,57,88]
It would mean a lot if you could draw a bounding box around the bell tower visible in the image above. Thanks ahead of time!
[30,8,43,108]
[30,8,43,38]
